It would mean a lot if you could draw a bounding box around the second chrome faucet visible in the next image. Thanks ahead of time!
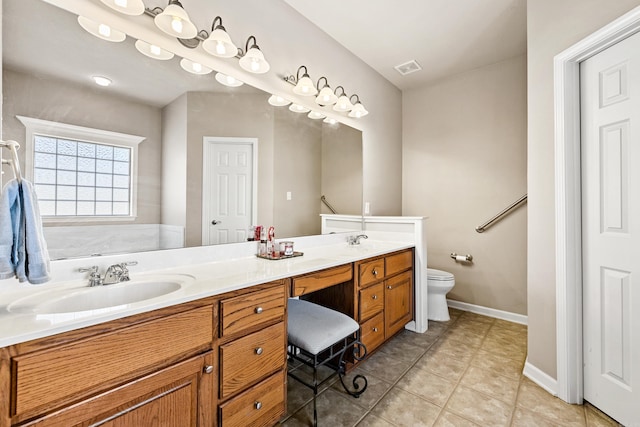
[78,261,138,286]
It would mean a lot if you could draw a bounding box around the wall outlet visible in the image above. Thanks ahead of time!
[286,191,292,201]
[364,202,370,214]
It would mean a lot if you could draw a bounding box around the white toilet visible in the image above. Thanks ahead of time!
[427,268,455,321]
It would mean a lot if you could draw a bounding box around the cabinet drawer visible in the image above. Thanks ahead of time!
[360,312,385,355]
[13,306,213,417]
[359,258,385,288]
[385,250,413,277]
[219,371,285,427]
[220,284,286,337]
[359,282,384,321]
[220,322,285,399]
[292,264,353,297]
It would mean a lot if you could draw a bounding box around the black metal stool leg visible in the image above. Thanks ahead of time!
[337,338,368,398]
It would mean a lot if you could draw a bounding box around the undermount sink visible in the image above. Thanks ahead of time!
[8,274,195,314]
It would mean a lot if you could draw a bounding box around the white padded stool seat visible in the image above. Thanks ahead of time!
[288,299,359,355]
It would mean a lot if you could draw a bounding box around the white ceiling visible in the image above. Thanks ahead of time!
[283,0,527,91]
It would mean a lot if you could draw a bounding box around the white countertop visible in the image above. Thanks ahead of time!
[0,239,413,348]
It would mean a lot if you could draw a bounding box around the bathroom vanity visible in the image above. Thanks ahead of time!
[0,240,414,427]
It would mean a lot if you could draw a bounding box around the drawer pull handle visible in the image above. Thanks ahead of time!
[387,285,392,290]
[372,268,378,276]
[373,327,378,332]
[372,295,378,300]
[203,365,214,374]
[255,401,262,410]
[255,347,264,355]
[255,307,263,314]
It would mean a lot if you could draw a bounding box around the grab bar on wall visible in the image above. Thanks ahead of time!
[320,195,338,214]
[475,194,527,233]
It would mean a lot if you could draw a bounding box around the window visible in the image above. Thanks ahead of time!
[18,116,145,221]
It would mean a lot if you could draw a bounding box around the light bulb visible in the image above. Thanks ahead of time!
[323,94,330,102]
[216,41,226,55]
[226,75,236,85]
[98,24,111,37]
[251,59,260,72]
[115,0,127,6]
[171,16,183,34]
[150,44,161,56]
[355,111,362,118]
[192,62,202,72]
[93,76,112,87]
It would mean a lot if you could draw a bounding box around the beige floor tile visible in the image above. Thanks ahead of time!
[427,321,451,335]
[396,366,457,406]
[378,336,428,363]
[448,319,493,334]
[459,365,520,404]
[516,378,586,426]
[439,328,486,348]
[434,411,480,427]
[446,386,513,427]
[511,407,566,427]
[286,376,314,417]
[470,349,524,380]
[584,403,622,426]
[371,387,442,427]
[480,335,527,361]
[331,368,393,410]
[357,413,397,427]
[283,388,368,427]
[414,348,469,381]
[391,329,440,349]
[428,336,478,363]
[358,349,414,383]
[492,319,527,333]
[457,312,496,324]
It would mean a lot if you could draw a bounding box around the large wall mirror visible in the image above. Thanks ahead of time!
[1,0,363,260]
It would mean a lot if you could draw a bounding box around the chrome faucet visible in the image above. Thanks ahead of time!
[78,261,138,286]
[348,234,368,245]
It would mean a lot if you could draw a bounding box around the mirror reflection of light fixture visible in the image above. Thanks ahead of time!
[348,94,369,118]
[323,117,338,125]
[215,72,243,87]
[315,77,338,106]
[100,0,145,15]
[154,0,197,39]
[77,16,126,42]
[268,94,291,107]
[202,17,238,58]
[239,36,270,74]
[333,86,354,112]
[289,103,310,113]
[92,76,112,87]
[134,39,174,60]
[308,111,326,120]
[292,66,318,96]
[179,58,212,75]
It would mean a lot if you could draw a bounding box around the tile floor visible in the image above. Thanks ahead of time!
[281,308,621,427]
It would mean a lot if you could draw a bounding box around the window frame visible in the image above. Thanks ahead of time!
[17,115,145,223]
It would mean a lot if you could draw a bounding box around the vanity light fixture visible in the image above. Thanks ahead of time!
[268,94,291,107]
[77,16,126,42]
[153,0,197,39]
[347,95,369,118]
[100,0,145,15]
[239,36,270,74]
[289,103,310,113]
[308,111,326,120]
[292,66,318,96]
[215,72,243,87]
[92,76,112,87]
[134,39,174,60]
[179,58,212,75]
[315,77,338,106]
[323,117,338,125]
[333,86,354,112]
[202,17,238,58]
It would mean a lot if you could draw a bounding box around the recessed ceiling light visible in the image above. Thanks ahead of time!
[394,60,422,76]
[92,76,112,87]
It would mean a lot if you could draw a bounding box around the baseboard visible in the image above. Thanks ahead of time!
[447,299,528,325]
[523,359,558,396]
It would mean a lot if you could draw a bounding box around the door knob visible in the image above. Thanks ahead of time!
[211,220,221,225]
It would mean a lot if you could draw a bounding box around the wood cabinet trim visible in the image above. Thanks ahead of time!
[291,264,353,297]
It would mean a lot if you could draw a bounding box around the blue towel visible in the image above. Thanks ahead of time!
[0,179,50,284]
[0,180,21,279]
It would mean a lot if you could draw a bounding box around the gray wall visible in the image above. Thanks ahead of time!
[527,0,640,379]
[2,68,162,225]
[402,55,528,315]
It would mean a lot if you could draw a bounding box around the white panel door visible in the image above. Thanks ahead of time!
[581,31,640,426]
[202,138,256,245]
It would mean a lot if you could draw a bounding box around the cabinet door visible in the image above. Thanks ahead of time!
[385,270,413,338]
[23,352,215,427]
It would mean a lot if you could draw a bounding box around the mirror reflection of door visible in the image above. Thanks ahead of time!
[202,137,257,245]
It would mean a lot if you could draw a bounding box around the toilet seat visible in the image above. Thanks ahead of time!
[427,268,454,281]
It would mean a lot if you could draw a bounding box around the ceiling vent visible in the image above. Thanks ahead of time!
[394,60,422,76]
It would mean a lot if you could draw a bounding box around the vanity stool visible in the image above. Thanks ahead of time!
[287,298,368,427]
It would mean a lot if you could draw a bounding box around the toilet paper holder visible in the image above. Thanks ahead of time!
[451,252,473,263]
